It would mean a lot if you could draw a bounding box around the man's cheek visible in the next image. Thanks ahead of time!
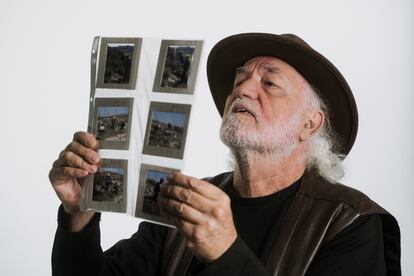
[223,96,235,116]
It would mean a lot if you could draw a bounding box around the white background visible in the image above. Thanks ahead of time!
[0,0,412,275]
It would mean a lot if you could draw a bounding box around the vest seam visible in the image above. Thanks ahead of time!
[298,190,362,214]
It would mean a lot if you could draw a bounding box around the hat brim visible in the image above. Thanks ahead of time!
[207,33,358,155]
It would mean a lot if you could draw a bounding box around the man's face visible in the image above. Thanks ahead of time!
[220,56,312,158]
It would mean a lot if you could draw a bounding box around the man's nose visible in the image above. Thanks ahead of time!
[233,77,259,100]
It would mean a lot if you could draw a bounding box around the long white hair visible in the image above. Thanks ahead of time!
[306,86,345,182]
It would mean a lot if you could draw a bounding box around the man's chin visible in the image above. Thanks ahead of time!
[220,130,299,161]
[220,128,256,151]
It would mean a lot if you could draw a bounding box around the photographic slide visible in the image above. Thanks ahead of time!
[153,40,203,94]
[161,45,194,89]
[104,43,134,84]
[93,98,133,150]
[96,37,142,89]
[142,101,191,159]
[84,158,128,213]
[135,163,179,225]
[93,167,125,203]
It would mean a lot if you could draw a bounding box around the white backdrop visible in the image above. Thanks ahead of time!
[0,0,412,275]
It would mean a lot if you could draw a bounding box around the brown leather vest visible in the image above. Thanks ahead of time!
[160,171,401,276]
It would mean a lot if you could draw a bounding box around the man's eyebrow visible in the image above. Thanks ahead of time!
[235,65,282,75]
[262,66,281,74]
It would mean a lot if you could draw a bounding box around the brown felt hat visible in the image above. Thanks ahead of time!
[207,33,358,156]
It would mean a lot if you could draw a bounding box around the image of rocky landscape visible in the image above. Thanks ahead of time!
[96,106,129,142]
[104,43,134,84]
[93,167,124,203]
[148,111,186,149]
[143,170,168,216]
[161,45,195,88]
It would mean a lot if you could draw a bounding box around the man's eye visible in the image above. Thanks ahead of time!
[263,80,276,87]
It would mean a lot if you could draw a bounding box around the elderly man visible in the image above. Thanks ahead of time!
[50,33,401,276]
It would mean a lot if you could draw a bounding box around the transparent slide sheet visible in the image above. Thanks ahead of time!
[80,36,203,227]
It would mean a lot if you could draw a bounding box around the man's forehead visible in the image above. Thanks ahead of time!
[237,56,308,84]
[241,56,294,71]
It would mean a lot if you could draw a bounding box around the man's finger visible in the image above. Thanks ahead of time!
[160,184,212,213]
[49,167,89,184]
[168,173,224,199]
[159,207,197,236]
[66,140,100,165]
[53,151,97,174]
[158,195,204,225]
[73,131,99,150]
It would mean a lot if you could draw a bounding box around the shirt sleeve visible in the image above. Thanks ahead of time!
[51,205,168,276]
[191,236,271,276]
[305,214,387,276]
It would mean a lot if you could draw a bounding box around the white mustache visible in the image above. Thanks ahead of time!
[227,98,261,123]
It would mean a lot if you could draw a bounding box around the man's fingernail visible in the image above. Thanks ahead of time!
[92,155,99,163]
[80,170,88,176]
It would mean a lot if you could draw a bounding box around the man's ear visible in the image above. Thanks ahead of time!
[299,111,324,141]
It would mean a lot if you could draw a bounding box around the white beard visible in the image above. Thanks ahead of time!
[220,98,303,160]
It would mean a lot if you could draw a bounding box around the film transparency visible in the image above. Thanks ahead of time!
[93,98,133,150]
[96,37,142,90]
[135,164,179,225]
[153,40,203,94]
[82,158,128,213]
[83,36,199,219]
[142,101,191,159]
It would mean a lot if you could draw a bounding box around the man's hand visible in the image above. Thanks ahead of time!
[49,131,99,217]
[158,173,237,263]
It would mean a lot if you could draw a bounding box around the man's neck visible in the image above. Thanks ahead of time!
[232,147,307,198]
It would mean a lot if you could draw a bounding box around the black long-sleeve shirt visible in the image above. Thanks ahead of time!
[52,181,386,276]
